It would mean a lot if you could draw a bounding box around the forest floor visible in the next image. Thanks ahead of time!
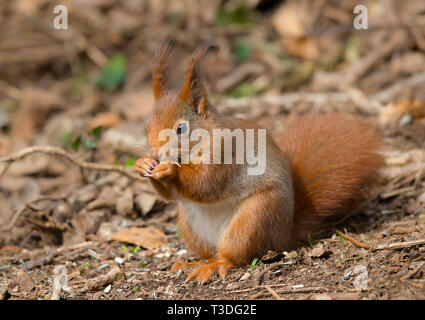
[1,0,425,300]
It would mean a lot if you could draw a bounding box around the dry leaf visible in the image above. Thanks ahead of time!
[379,100,425,125]
[135,193,158,216]
[89,112,121,130]
[7,269,34,295]
[110,227,167,250]
[310,246,332,258]
[281,37,320,60]
[11,88,62,142]
[272,2,307,38]
[112,90,154,121]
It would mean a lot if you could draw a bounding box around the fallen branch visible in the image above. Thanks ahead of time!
[373,239,425,251]
[87,266,121,291]
[231,285,328,294]
[248,291,264,300]
[265,285,282,300]
[373,72,425,103]
[0,145,144,182]
[340,31,407,87]
[336,230,372,250]
[51,265,69,300]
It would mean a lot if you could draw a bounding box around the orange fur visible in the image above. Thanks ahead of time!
[278,113,385,243]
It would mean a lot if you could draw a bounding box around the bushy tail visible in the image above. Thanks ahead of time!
[278,113,384,243]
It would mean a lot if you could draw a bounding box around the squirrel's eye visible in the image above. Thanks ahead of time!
[176,122,188,135]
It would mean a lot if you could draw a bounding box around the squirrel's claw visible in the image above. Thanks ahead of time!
[181,259,233,285]
[150,162,177,181]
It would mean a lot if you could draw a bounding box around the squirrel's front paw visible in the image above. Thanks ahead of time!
[134,156,158,177]
[150,161,177,181]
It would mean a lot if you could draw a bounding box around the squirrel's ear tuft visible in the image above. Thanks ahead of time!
[180,45,210,115]
[152,41,173,100]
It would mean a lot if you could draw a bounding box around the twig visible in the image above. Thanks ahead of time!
[380,186,416,199]
[87,266,121,291]
[401,261,425,281]
[373,72,425,103]
[256,261,286,285]
[216,62,264,92]
[0,163,10,178]
[373,239,425,251]
[342,87,383,115]
[248,291,264,300]
[231,285,327,294]
[51,265,68,300]
[340,31,407,87]
[0,146,144,182]
[336,230,372,249]
[265,285,282,300]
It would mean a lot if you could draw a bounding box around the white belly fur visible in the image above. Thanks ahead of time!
[180,198,239,248]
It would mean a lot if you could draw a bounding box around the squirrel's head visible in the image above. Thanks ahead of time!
[146,43,213,163]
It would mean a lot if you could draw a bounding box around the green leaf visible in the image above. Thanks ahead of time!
[307,233,313,249]
[61,131,74,149]
[345,35,364,63]
[216,4,253,26]
[235,40,252,62]
[84,139,97,150]
[133,245,140,254]
[125,157,137,168]
[335,231,347,244]
[71,135,82,152]
[250,257,259,273]
[176,223,183,240]
[90,126,103,138]
[96,55,127,90]
[230,82,254,98]
[121,245,129,252]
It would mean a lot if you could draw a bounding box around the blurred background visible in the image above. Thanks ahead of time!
[1,0,425,242]
[0,0,425,300]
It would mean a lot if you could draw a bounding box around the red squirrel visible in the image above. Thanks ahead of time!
[133,44,384,284]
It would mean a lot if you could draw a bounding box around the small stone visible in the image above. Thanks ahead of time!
[114,257,124,264]
[0,286,8,300]
[226,283,239,291]
[97,264,110,271]
[343,270,352,281]
[292,284,304,290]
[353,265,368,290]
[103,285,112,294]
[240,272,251,281]
[176,249,187,256]
[399,113,413,126]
